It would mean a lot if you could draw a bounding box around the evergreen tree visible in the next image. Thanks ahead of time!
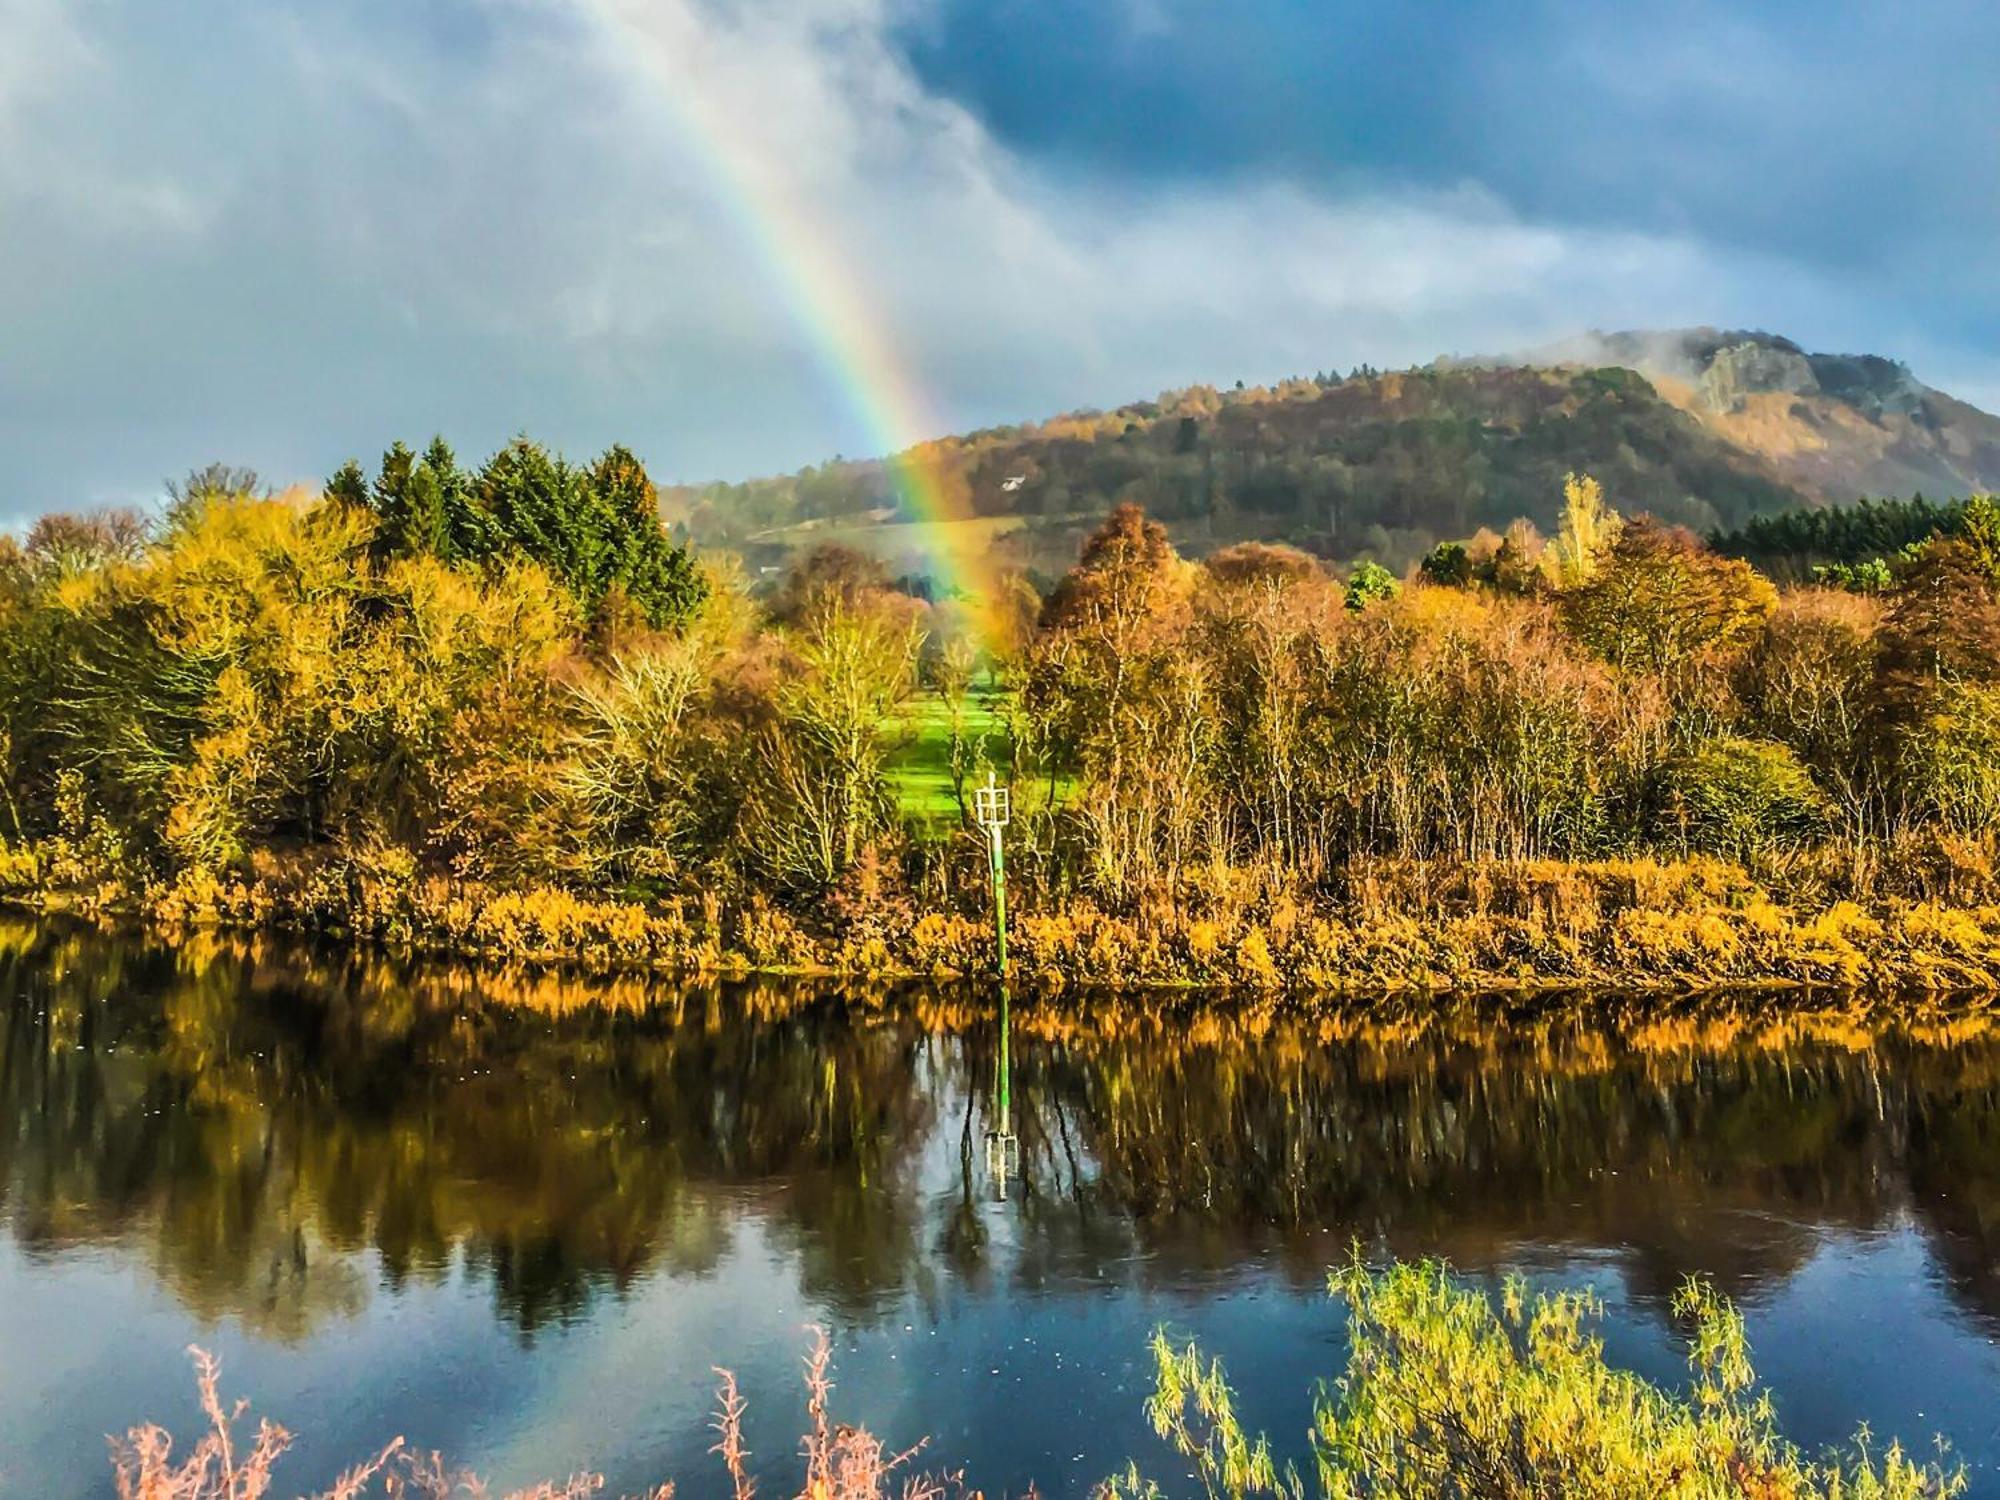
[328,436,705,630]
[418,437,475,560]
[365,442,418,559]
[324,460,368,513]
[590,444,705,629]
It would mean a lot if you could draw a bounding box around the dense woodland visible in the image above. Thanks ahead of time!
[5,440,2000,986]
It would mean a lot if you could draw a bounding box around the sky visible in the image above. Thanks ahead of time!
[2,0,1997,526]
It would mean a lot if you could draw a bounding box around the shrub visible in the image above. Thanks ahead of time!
[1343,561,1400,612]
[1898,681,2000,836]
[1737,588,1881,816]
[112,1266,1966,1500]
[1110,1255,1964,1499]
[0,837,37,893]
[1814,558,1896,593]
[1651,737,1833,858]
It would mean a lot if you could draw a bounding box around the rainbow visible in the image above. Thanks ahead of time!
[594,4,1007,642]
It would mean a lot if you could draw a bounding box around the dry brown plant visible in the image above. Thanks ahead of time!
[112,1339,966,1500]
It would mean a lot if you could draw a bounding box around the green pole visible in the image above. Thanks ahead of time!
[996,981,1011,1137]
[989,823,1008,979]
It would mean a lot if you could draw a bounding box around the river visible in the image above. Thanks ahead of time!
[1,919,1997,1494]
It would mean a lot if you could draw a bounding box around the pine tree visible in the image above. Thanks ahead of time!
[328,436,706,630]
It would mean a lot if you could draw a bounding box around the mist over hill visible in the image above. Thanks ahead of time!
[1515,328,2000,508]
[676,328,2000,582]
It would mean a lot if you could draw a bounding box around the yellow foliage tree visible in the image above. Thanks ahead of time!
[1547,471,1622,589]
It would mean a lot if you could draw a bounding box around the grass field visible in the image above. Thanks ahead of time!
[883,687,1011,827]
[883,684,1081,835]
[752,514,1028,554]
[743,511,1102,578]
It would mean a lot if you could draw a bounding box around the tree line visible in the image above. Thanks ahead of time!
[1710,494,1976,581]
[4,442,2000,968]
[1007,479,2000,904]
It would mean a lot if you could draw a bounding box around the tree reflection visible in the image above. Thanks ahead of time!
[4,917,2000,1345]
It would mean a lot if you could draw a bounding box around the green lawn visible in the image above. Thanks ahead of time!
[883,685,1079,835]
[883,688,1010,828]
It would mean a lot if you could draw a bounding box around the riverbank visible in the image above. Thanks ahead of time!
[9,841,2000,994]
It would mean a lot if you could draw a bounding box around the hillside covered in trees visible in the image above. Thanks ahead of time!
[677,328,2000,585]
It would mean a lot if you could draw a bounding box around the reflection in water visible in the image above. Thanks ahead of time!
[986,984,1018,1199]
[3,916,2000,1339]
[4,917,2000,1492]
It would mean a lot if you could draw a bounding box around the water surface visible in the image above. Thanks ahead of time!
[2,920,1998,1494]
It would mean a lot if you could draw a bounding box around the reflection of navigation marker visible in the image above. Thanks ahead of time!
[986,984,1018,1199]
[972,775,1016,1195]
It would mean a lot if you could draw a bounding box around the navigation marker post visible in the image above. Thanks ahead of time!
[972,774,1017,1192]
[972,774,1009,979]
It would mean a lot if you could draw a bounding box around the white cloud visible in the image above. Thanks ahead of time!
[0,0,87,131]
[543,0,1810,417]
[0,0,1986,526]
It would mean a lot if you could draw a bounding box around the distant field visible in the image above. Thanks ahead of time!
[744,510,1104,577]
[882,686,1079,836]
[753,514,1027,553]
[883,688,1010,827]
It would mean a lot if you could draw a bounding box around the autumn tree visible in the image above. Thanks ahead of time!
[1871,540,2000,714]
[48,495,379,863]
[744,594,925,886]
[1032,502,1190,785]
[1029,505,1200,893]
[23,508,151,571]
[552,638,718,882]
[1736,588,1882,824]
[1561,518,1776,684]
[1547,472,1621,588]
[1956,492,2000,582]
[164,464,265,529]
[769,543,893,625]
[1298,590,1656,862]
[1869,537,2000,828]
[1204,541,1321,588]
[0,540,50,837]
[1040,502,1186,637]
[1197,548,1339,867]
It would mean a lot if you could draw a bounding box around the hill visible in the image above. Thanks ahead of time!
[672,329,2000,582]
[1527,328,2000,508]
